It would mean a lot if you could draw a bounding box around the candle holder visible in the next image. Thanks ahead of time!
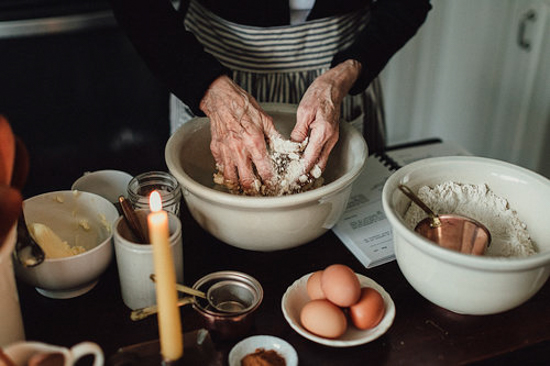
[127,171,182,215]
[162,358,184,366]
[106,329,221,366]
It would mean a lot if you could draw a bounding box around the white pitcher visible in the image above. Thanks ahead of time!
[3,341,104,366]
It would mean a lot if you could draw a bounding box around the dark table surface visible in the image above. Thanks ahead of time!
[14,146,550,366]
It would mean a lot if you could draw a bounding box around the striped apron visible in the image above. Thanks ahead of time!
[170,0,386,153]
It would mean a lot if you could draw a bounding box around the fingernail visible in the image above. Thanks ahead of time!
[310,165,322,179]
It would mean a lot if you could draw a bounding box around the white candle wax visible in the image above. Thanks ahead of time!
[148,191,183,361]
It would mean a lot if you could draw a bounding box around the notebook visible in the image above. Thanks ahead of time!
[331,139,471,268]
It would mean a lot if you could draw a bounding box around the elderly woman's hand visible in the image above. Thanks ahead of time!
[291,59,362,175]
[200,75,279,193]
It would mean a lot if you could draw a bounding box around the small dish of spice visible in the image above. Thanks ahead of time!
[228,335,297,366]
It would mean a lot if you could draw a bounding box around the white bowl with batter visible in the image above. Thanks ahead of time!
[14,191,119,298]
[165,103,368,251]
[382,156,550,315]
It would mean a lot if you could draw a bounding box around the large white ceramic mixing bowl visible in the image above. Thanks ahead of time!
[382,156,550,315]
[165,103,367,251]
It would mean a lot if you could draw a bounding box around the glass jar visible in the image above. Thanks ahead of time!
[127,171,182,215]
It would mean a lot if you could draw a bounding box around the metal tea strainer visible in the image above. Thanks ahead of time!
[151,274,258,313]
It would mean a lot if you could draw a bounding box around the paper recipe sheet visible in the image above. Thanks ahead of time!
[332,155,396,268]
[332,140,471,268]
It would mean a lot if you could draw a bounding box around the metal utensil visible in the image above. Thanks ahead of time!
[149,274,247,313]
[398,184,491,255]
[15,209,45,267]
[136,274,259,321]
[204,280,256,313]
[131,297,195,321]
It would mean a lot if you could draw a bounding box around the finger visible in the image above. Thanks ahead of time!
[229,140,257,192]
[219,143,239,186]
[291,104,315,142]
[262,116,282,143]
[301,136,323,174]
[236,159,257,192]
[248,146,273,187]
[209,110,228,166]
[209,139,223,168]
[300,115,336,172]
[314,133,339,172]
[244,132,274,186]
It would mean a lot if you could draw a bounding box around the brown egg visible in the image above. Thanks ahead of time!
[349,287,386,330]
[321,264,361,307]
[306,270,326,300]
[300,299,348,339]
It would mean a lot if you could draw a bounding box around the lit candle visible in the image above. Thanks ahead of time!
[148,190,183,361]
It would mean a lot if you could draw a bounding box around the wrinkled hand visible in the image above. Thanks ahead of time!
[291,59,362,174]
[200,75,279,192]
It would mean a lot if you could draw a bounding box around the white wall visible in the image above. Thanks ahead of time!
[380,0,550,178]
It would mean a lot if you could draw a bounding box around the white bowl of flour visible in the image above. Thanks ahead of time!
[165,103,367,251]
[382,156,550,315]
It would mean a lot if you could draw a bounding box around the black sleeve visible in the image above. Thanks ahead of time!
[331,0,432,94]
[109,0,230,115]
[110,0,431,111]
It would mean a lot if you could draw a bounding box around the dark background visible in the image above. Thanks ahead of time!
[0,0,170,198]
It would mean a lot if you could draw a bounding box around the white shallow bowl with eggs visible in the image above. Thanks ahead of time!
[281,272,395,347]
[382,156,550,315]
[165,103,368,251]
[14,191,119,299]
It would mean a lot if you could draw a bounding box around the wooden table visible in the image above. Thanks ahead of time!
[14,151,550,366]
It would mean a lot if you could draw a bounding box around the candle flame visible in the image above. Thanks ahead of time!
[149,190,163,212]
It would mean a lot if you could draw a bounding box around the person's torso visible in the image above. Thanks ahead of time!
[186,0,370,26]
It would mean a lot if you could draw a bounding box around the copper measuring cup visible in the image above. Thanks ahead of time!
[398,185,491,255]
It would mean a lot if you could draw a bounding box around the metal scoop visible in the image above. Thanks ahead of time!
[398,184,491,255]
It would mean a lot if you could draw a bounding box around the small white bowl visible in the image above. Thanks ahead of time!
[281,273,395,347]
[382,156,550,315]
[14,191,119,299]
[71,169,133,204]
[165,103,368,251]
[228,335,298,366]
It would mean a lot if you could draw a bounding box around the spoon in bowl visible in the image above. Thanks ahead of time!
[398,184,491,255]
[8,135,46,267]
[16,209,46,267]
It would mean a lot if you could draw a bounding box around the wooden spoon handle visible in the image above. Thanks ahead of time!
[119,196,147,244]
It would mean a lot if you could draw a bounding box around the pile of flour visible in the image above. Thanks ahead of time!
[213,135,324,196]
[403,181,536,257]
